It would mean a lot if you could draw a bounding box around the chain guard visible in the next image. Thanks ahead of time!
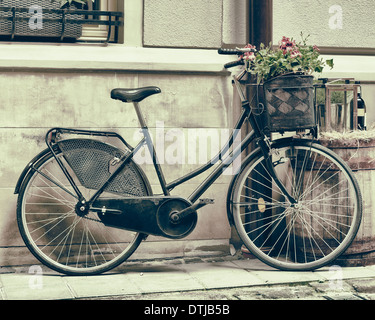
[94,196,197,239]
[156,198,197,239]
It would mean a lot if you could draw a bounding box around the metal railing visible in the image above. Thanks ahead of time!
[0,6,123,43]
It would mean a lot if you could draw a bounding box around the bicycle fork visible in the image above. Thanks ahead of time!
[257,136,298,206]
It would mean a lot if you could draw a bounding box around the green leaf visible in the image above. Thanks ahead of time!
[326,59,334,69]
[291,61,300,67]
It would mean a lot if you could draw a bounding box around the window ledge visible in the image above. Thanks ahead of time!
[321,54,375,81]
[0,43,232,73]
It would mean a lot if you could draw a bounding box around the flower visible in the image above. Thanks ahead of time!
[245,33,334,83]
[313,45,320,52]
[290,50,302,59]
[243,44,257,62]
[279,36,298,55]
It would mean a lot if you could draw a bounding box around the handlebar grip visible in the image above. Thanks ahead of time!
[224,60,244,69]
[218,48,243,55]
[218,48,256,55]
[217,48,242,55]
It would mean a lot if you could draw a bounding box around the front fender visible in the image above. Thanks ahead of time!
[226,145,261,226]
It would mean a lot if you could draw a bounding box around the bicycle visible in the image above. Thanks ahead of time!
[15,47,362,275]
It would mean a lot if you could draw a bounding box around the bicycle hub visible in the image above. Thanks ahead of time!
[75,200,89,217]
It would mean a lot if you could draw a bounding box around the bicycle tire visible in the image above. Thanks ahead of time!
[17,142,152,275]
[231,139,362,271]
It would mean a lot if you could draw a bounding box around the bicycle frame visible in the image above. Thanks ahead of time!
[44,71,295,207]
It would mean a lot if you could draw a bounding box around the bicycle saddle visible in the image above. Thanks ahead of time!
[111,86,161,103]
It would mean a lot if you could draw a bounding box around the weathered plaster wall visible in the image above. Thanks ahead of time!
[273,0,375,48]
[143,0,247,48]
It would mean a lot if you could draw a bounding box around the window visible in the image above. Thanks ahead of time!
[0,0,123,43]
[80,0,121,43]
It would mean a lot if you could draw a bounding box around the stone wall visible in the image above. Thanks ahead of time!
[0,45,236,267]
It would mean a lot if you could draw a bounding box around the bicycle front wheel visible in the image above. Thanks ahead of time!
[232,139,362,271]
[17,143,152,275]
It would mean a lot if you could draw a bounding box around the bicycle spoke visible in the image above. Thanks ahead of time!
[233,142,361,271]
[18,146,150,275]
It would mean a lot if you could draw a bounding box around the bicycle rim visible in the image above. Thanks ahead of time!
[17,148,150,275]
[232,141,362,271]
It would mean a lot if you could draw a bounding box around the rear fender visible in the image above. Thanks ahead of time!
[14,139,153,197]
[14,147,54,194]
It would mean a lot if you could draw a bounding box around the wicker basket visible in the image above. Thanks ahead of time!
[0,0,82,39]
[262,74,316,132]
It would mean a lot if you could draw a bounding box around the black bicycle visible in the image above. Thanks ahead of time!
[15,47,362,275]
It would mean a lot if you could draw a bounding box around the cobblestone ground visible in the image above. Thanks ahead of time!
[3,255,375,301]
[83,277,375,301]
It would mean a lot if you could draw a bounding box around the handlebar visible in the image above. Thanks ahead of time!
[218,48,243,55]
[218,47,256,69]
[218,48,256,55]
[224,60,244,69]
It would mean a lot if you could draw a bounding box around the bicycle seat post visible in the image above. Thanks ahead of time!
[133,102,147,129]
[133,101,170,196]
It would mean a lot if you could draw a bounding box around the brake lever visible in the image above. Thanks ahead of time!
[235,47,257,53]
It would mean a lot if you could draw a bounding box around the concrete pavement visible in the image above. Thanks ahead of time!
[1,255,375,300]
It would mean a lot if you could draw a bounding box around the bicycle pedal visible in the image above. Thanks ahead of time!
[195,198,214,211]
[199,198,215,205]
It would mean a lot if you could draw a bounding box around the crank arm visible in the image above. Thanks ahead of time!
[170,198,214,223]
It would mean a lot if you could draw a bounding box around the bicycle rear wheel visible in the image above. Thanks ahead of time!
[17,141,152,275]
[231,139,362,271]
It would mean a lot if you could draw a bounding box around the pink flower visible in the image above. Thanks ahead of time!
[244,53,256,61]
[291,50,302,59]
[313,45,320,52]
[279,36,298,55]
[243,44,256,62]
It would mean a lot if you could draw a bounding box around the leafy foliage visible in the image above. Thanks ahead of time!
[245,33,334,84]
